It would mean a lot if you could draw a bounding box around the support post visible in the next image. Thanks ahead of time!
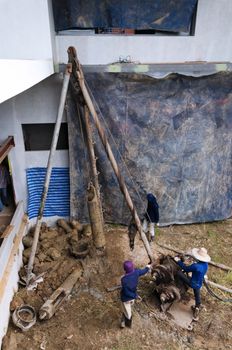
[27,64,72,284]
[84,105,104,226]
[68,47,153,262]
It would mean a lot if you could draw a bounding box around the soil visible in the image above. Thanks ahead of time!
[2,219,232,350]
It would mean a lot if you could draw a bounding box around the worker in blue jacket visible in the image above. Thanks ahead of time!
[174,247,211,321]
[142,193,159,242]
[120,260,150,328]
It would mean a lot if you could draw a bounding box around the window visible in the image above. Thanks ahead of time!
[22,123,69,151]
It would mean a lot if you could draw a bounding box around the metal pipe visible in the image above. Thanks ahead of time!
[27,64,72,284]
[68,47,153,262]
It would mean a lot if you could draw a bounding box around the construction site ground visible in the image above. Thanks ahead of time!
[3,219,232,350]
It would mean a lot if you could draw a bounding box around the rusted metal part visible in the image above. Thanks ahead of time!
[0,136,15,163]
[84,105,104,226]
[26,64,72,285]
[87,183,105,249]
[67,46,154,262]
[39,267,82,320]
[12,305,36,331]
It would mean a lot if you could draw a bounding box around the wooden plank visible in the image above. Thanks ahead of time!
[0,215,28,302]
[0,136,15,164]
[1,225,14,239]
[206,280,232,294]
[157,243,232,272]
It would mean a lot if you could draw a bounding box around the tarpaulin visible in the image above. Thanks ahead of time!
[67,72,232,226]
[27,167,70,219]
[53,0,197,34]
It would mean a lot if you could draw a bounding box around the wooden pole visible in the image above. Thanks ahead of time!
[27,64,72,285]
[84,105,104,226]
[157,243,232,272]
[205,280,232,295]
[68,46,153,262]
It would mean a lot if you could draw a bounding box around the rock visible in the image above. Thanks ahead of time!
[23,235,33,248]
[23,247,32,259]
[40,230,58,241]
[70,220,84,231]
[47,247,61,260]
[37,252,47,263]
[40,239,53,250]
[82,224,92,238]
[2,333,18,350]
[41,222,48,232]
[10,295,24,311]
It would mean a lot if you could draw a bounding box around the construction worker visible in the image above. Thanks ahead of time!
[120,260,150,328]
[0,163,10,212]
[174,247,211,321]
[142,193,159,241]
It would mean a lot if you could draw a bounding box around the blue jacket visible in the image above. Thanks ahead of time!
[177,260,208,289]
[145,193,159,223]
[121,267,149,302]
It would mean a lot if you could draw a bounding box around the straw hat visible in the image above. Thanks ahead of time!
[191,247,211,262]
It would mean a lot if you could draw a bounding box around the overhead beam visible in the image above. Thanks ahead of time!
[60,62,232,77]
[0,136,15,164]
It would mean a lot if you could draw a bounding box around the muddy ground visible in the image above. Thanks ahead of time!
[2,219,232,350]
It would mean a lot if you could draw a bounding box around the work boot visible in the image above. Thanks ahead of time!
[125,316,132,328]
[191,306,200,321]
[120,315,125,329]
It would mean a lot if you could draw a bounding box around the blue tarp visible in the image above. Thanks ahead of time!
[67,72,232,226]
[52,0,197,33]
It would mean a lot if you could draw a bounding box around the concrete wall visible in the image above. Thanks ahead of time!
[56,0,232,65]
[0,74,69,211]
[0,0,55,103]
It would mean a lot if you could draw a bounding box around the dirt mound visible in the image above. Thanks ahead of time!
[3,221,232,350]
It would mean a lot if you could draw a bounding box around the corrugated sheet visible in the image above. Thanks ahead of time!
[26,167,70,219]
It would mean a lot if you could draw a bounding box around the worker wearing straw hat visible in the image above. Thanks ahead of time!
[174,247,211,321]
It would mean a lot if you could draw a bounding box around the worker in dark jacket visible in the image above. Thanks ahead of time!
[120,260,150,328]
[142,193,159,241]
[174,247,211,321]
[0,163,10,212]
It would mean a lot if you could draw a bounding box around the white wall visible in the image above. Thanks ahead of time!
[0,0,55,103]
[0,74,69,210]
[56,0,232,65]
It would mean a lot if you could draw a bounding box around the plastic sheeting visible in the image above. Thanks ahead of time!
[67,72,232,225]
[27,168,70,219]
[53,0,197,34]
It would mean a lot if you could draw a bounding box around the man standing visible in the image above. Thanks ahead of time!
[0,163,10,211]
[174,247,211,321]
[120,260,150,328]
[142,193,159,241]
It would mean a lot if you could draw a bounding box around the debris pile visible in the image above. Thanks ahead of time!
[10,219,95,331]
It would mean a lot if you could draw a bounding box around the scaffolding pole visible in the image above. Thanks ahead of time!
[27,64,72,284]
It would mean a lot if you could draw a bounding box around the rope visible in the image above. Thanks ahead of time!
[83,78,150,219]
[203,279,232,303]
